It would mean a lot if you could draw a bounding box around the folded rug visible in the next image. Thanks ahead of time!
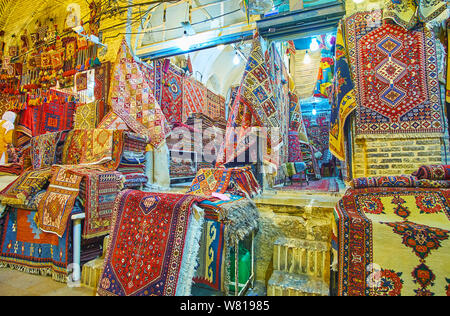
[97,190,204,296]
[413,165,450,181]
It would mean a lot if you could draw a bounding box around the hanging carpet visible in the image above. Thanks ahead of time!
[161,64,184,124]
[182,77,207,123]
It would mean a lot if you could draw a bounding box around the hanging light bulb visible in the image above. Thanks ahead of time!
[353,0,364,3]
[233,52,240,65]
[178,31,191,51]
[303,51,311,64]
[310,38,319,52]
[312,107,317,116]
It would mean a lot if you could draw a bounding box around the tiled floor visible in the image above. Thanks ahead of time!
[0,268,94,296]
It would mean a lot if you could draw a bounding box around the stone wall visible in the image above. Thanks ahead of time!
[253,192,340,284]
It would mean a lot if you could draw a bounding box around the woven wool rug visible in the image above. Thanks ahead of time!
[0,208,70,282]
[217,34,282,166]
[182,77,207,122]
[97,190,204,296]
[37,166,83,237]
[205,89,226,120]
[108,39,169,148]
[161,65,184,124]
[329,22,357,161]
[334,186,450,296]
[32,90,76,137]
[345,11,444,137]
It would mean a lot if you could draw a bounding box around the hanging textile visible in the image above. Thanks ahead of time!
[345,11,444,138]
[447,21,450,104]
[32,90,76,136]
[94,62,111,124]
[182,77,207,122]
[217,34,282,166]
[383,0,448,30]
[97,190,204,296]
[108,39,169,148]
[161,64,184,124]
[289,93,309,143]
[329,22,357,161]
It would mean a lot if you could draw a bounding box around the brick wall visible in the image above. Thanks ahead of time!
[352,137,446,178]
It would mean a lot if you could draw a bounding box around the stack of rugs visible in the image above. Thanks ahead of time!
[186,166,261,295]
[0,129,148,283]
[118,132,149,189]
[333,165,450,296]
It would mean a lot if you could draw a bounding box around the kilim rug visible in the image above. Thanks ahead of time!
[37,166,83,237]
[186,168,232,196]
[80,129,114,165]
[108,39,169,148]
[447,21,450,104]
[161,64,184,124]
[334,186,450,296]
[193,216,226,292]
[153,59,163,105]
[345,11,445,137]
[73,102,98,129]
[32,90,76,136]
[383,0,448,30]
[97,190,204,296]
[329,22,357,161]
[0,167,52,206]
[76,169,123,239]
[0,208,70,282]
[217,34,282,166]
[97,112,129,131]
[288,130,304,163]
[182,76,207,123]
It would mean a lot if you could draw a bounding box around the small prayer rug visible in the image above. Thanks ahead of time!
[0,208,70,282]
[37,166,83,237]
[97,190,203,296]
[94,62,111,124]
[334,186,450,296]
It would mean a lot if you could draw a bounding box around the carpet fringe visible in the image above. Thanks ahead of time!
[0,262,68,283]
[175,206,205,296]
[355,132,445,140]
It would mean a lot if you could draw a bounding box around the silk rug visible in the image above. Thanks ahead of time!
[97,190,204,296]
[334,186,450,296]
